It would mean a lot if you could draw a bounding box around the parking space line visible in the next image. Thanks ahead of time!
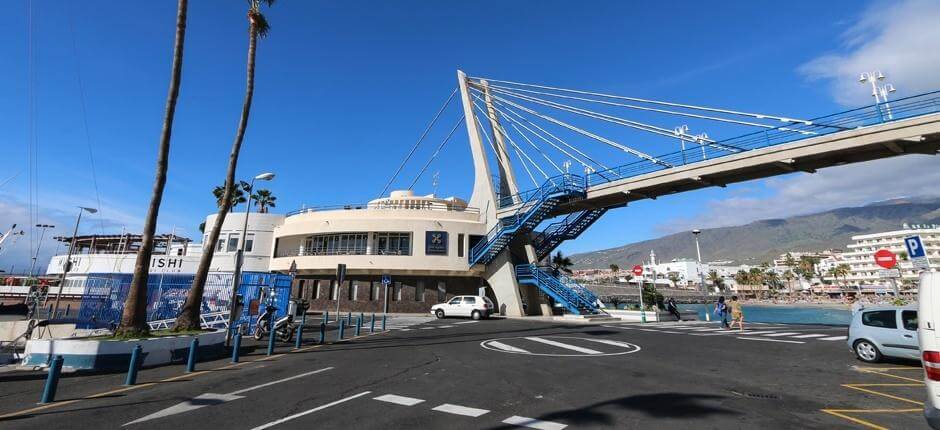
[502,415,567,430]
[432,403,490,417]
[858,371,924,383]
[821,408,921,430]
[583,338,637,348]
[762,332,800,337]
[373,394,425,406]
[488,341,531,354]
[791,334,828,339]
[819,335,848,341]
[524,337,603,355]
[842,384,924,405]
[736,337,805,344]
[251,391,372,430]
[453,321,479,325]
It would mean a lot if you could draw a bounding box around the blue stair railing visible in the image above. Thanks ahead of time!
[469,174,586,266]
[515,264,602,315]
[532,208,608,261]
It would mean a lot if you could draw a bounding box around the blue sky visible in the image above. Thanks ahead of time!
[2,0,939,272]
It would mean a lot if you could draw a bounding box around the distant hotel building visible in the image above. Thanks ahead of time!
[841,224,940,288]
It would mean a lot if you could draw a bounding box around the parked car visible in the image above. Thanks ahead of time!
[918,271,940,429]
[430,295,494,320]
[847,304,919,363]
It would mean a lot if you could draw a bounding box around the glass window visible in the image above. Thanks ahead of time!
[415,282,425,302]
[862,310,897,329]
[314,280,322,299]
[216,238,225,252]
[902,310,918,331]
[227,234,240,252]
[303,233,368,255]
[457,234,465,258]
[463,297,476,304]
[245,234,255,253]
[329,281,338,301]
[348,282,358,301]
[448,297,462,305]
[370,282,380,301]
[374,232,411,255]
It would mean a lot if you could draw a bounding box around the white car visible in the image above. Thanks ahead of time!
[918,271,940,429]
[430,295,494,320]
[847,304,919,363]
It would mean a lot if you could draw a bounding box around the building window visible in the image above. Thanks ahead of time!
[245,233,255,253]
[415,282,425,302]
[314,280,322,299]
[227,234,240,252]
[349,282,358,301]
[303,233,368,256]
[437,282,446,302]
[375,232,411,255]
[457,234,464,258]
[370,282,380,301]
[392,282,402,301]
[329,281,338,301]
[216,237,225,252]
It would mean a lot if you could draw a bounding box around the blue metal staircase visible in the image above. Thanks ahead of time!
[469,174,586,266]
[515,264,602,315]
[532,208,608,261]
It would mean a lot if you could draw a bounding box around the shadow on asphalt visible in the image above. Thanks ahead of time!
[0,398,168,422]
[483,393,738,429]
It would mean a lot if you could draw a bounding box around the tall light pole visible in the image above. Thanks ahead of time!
[226,172,274,345]
[692,229,706,294]
[52,207,97,318]
[674,125,690,165]
[28,224,55,279]
[859,71,896,120]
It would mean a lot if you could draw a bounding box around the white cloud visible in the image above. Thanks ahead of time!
[799,0,940,107]
[659,155,940,234]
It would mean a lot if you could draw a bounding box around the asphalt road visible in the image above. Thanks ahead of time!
[0,316,930,429]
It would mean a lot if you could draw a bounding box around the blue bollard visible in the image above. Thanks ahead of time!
[295,322,304,349]
[124,345,142,386]
[319,321,326,344]
[347,311,352,326]
[231,333,242,363]
[267,320,276,357]
[355,316,362,337]
[40,355,64,404]
[382,314,387,331]
[186,338,199,372]
[370,313,375,333]
[338,319,345,340]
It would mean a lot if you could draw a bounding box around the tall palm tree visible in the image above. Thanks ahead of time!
[783,269,796,299]
[116,0,189,337]
[551,251,574,274]
[175,0,276,331]
[708,270,725,292]
[253,189,276,213]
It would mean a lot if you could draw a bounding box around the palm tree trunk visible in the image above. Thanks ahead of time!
[175,20,259,330]
[116,0,188,336]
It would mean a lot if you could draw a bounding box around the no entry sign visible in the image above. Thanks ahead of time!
[632,265,644,276]
[874,249,897,269]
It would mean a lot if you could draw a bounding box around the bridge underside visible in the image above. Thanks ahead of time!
[507,113,940,217]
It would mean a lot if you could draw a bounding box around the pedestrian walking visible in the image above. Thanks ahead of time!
[713,296,730,329]
[666,298,681,321]
[728,295,744,332]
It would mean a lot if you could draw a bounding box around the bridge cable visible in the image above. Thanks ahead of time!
[380,87,458,198]
[483,92,674,167]
[473,102,551,180]
[491,87,744,153]
[407,114,465,190]
[509,123,564,174]
[471,76,813,125]
[489,85,817,136]
[472,113,540,189]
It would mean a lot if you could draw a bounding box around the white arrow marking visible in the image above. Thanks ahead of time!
[124,366,333,426]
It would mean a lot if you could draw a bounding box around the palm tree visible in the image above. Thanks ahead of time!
[213,184,247,209]
[764,269,781,298]
[832,263,854,295]
[253,189,276,213]
[116,0,189,337]
[783,269,796,299]
[708,270,725,292]
[175,0,276,331]
[551,251,574,274]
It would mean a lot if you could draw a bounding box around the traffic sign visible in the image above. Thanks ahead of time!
[878,269,901,278]
[873,249,897,269]
[632,265,644,276]
[905,235,932,270]
[381,274,391,285]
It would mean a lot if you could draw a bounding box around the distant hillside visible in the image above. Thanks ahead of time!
[570,197,940,269]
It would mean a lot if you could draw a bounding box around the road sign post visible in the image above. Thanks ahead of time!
[874,249,899,297]
[335,264,346,323]
[381,274,391,321]
[632,265,646,323]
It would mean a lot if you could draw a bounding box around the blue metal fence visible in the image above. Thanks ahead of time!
[76,272,292,330]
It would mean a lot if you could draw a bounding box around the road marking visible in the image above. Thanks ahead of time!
[432,403,490,417]
[734,331,780,335]
[524,337,603,355]
[453,321,479,325]
[488,341,531,354]
[420,327,437,330]
[125,367,335,426]
[842,384,924,405]
[502,415,568,430]
[373,394,425,406]
[438,325,455,328]
[791,334,828,338]
[736,337,805,344]
[686,328,726,332]
[819,335,848,341]
[583,338,637,348]
[821,408,921,430]
[251,391,372,430]
[762,332,801,337]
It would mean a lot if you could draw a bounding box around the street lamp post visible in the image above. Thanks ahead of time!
[52,207,96,318]
[859,71,897,121]
[693,229,711,321]
[225,172,275,346]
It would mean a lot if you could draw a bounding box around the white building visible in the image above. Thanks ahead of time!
[841,226,940,288]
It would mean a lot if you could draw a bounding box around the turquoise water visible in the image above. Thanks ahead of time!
[678,304,852,326]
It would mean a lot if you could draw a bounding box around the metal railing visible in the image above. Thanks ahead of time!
[287,202,480,217]
[275,248,411,258]
[580,91,940,187]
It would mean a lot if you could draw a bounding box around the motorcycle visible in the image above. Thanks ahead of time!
[253,302,297,342]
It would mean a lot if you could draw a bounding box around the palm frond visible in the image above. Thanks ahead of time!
[250,11,271,38]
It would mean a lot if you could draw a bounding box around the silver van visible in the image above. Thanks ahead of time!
[847,304,919,363]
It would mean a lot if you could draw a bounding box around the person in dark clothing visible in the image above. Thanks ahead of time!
[666,297,681,321]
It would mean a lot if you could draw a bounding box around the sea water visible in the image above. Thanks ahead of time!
[678,303,852,326]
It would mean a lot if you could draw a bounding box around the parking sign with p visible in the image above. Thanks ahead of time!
[905,235,931,270]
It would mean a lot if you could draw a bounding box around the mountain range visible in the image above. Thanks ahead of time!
[569,196,940,269]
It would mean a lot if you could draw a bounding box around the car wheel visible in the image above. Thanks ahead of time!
[435,309,445,319]
[854,339,882,363]
[471,310,482,321]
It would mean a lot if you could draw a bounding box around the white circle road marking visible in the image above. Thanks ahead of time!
[480,336,641,357]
